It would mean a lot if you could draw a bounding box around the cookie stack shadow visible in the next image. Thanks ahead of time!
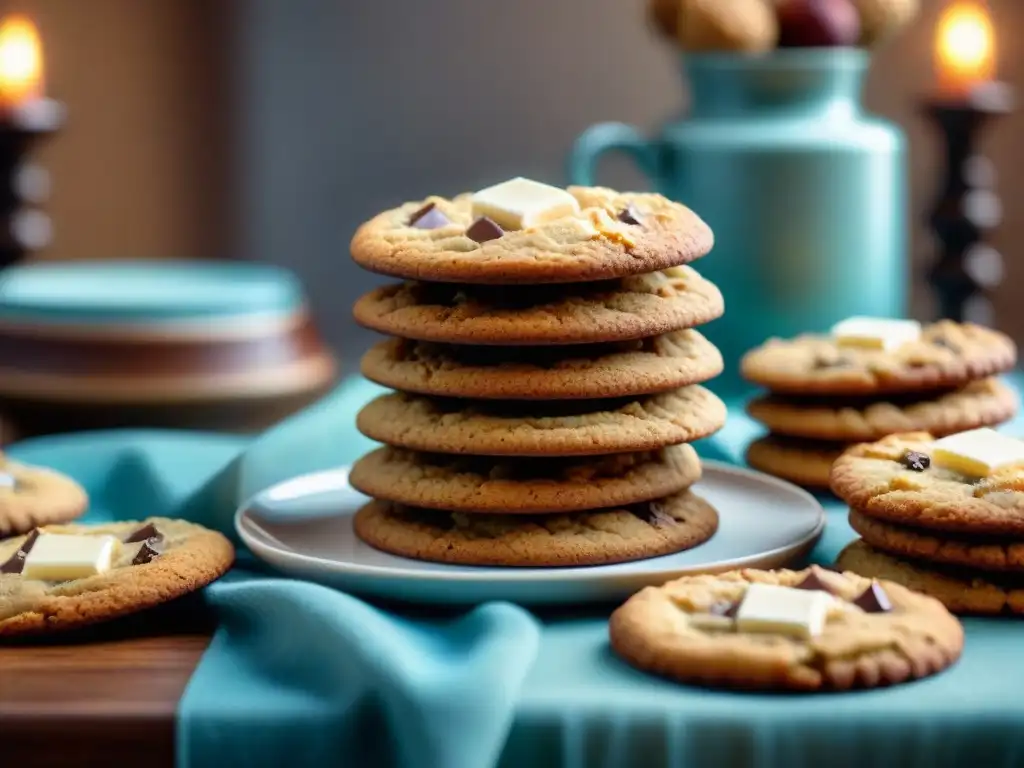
[740,322,1020,490]
[345,226,729,567]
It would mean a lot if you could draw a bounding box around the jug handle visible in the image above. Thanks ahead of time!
[568,122,659,187]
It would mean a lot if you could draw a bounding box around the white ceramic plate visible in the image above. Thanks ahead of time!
[236,460,825,606]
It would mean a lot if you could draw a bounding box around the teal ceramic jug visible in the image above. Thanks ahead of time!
[570,49,907,398]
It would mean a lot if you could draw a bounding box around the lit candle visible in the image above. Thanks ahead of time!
[0,14,43,112]
[934,1,996,99]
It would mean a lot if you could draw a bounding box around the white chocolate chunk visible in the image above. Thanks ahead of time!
[22,533,117,581]
[735,583,833,640]
[932,428,1024,477]
[470,177,580,231]
[831,317,922,351]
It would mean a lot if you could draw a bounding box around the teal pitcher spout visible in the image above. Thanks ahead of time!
[569,49,907,399]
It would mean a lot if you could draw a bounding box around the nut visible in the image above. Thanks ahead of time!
[850,0,920,47]
[776,0,861,48]
[679,0,779,53]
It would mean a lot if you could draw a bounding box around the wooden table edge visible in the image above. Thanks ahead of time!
[0,628,212,768]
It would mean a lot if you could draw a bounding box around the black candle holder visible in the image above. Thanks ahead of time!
[0,97,64,270]
[923,83,1013,324]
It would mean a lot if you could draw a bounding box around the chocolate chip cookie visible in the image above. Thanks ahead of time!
[830,432,1024,537]
[741,321,1016,396]
[747,378,1018,442]
[836,539,1024,615]
[356,385,726,457]
[349,445,702,515]
[745,435,845,488]
[849,508,1024,573]
[350,185,713,285]
[0,518,235,636]
[610,564,963,690]
[0,459,88,536]
[360,330,723,401]
[354,490,719,567]
[353,266,724,346]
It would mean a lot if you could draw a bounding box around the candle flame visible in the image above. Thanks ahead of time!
[0,15,43,107]
[935,1,996,93]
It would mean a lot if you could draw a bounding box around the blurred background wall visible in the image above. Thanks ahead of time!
[7,0,1024,359]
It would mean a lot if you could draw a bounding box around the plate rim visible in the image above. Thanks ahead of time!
[235,459,826,584]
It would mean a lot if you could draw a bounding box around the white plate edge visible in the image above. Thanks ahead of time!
[235,460,827,584]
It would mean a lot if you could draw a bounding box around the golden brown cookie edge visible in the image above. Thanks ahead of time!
[848,507,1024,573]
[359,332,725,401]
[835,539,1024,616]
[349,200,714,285]
[355,386,727,457]
[348,445,703,514]
[746,378,1019,442]
[352,277,725,346]
[740,325,1017,396]
[353,492,719,567]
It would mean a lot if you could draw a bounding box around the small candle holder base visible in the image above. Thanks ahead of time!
[923,83,1013,324]
[0,97,64,270]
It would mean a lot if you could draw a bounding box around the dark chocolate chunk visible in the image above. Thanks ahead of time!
[408,202,450,230]
[465,216,504,243]
[0,529,39,575]
[618,205,644,226]
[900,450,931,472]
[708,600,738,618]
[794,569,840,595]
[132,540,163,566]
[932,337,961,353]
[124,522,163,544]
[853,582,892,613]
[626,501,675,527]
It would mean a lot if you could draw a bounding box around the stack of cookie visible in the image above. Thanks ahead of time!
[346,178,728,567]
[832,429,1024,616]
[740,317,1019,489]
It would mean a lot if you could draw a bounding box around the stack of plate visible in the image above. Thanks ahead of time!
[0,260,337,435]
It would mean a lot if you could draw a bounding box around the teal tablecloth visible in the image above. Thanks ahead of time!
[8,375,1024,768]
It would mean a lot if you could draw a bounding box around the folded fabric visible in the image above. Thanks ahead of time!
[181,579,540,768]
